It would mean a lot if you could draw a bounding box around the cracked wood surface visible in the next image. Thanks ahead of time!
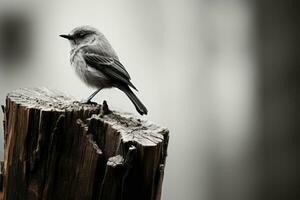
[1,87,169,200]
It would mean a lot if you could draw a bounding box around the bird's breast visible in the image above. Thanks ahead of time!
[70,52,87,80]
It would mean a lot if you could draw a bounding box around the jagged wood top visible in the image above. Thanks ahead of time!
[6,87,99,111]
[6,87,169,147]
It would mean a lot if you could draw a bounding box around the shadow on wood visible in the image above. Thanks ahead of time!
[1,88,169,200]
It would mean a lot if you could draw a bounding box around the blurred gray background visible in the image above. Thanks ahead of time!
[0,0,299,199]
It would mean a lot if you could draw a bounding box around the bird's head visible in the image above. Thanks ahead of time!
[60,26,102,48]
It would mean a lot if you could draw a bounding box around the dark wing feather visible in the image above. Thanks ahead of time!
[83,53,137,91]
[114,59,131,79]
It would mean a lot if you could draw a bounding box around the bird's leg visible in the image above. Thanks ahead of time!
[82,88,102,104]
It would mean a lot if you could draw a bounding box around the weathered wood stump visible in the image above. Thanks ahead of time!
[1,88,169,200]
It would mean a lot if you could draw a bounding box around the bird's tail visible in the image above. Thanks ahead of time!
[120,86,148,115]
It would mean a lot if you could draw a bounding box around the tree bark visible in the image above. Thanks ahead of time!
[1,87,169,200]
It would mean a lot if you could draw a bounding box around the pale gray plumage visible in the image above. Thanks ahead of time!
[60,25,148,115]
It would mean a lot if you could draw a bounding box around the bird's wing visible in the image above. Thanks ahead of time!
[83,52,137,91]
[82,45,131,78]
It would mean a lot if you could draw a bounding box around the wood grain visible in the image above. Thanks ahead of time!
[1,88,169,200]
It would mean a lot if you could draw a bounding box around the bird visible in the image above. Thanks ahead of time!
[60,25,148,115]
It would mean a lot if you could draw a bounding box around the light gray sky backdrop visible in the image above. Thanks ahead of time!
[0,0,256,199]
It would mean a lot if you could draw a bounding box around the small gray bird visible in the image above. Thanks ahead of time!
[60,26,148,115]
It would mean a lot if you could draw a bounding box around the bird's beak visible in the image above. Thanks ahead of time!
[59,34,74,40]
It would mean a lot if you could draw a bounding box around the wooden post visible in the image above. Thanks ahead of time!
[1,88,169,200]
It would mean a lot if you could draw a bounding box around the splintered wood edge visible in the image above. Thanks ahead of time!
[92,112,169,148]
[77,119,103,155]
[107,155,124,167]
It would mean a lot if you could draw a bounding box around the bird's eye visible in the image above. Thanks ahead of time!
[77,32,87,38]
